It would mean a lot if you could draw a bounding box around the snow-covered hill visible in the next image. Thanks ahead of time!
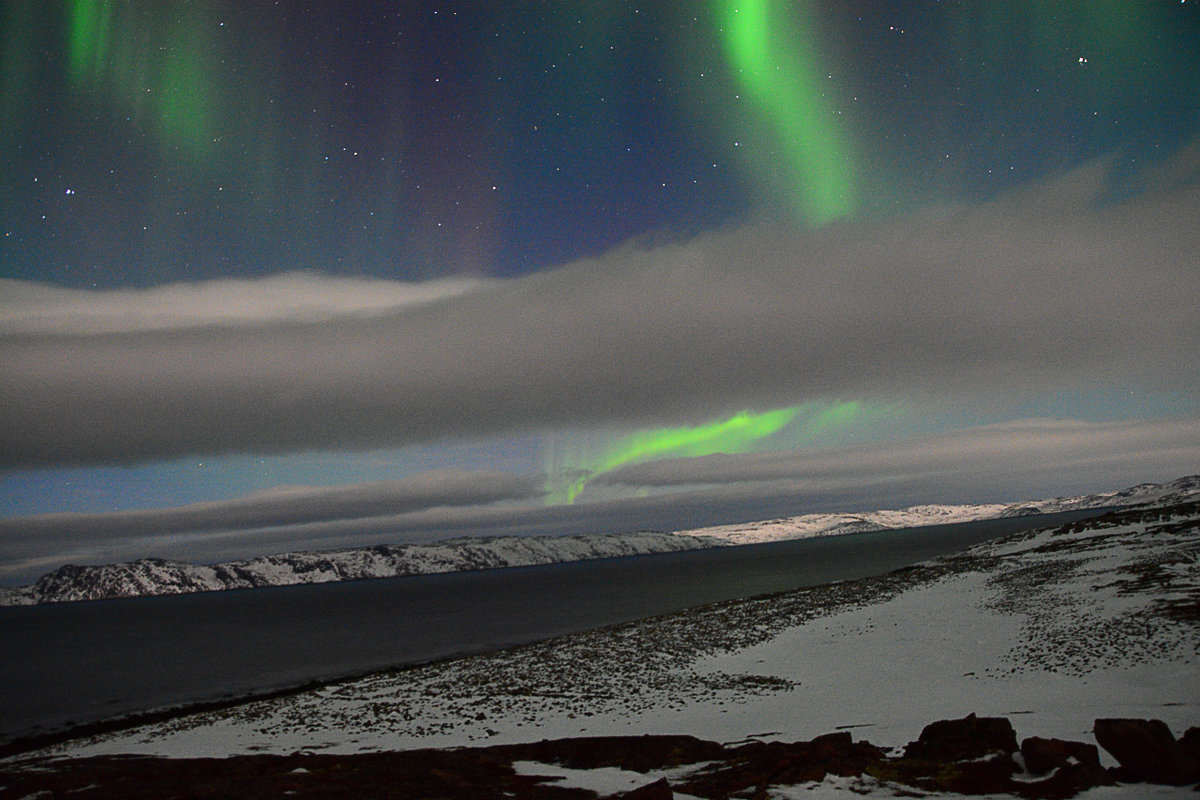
[0,531,719,606]
[679,474,1200,545]
[998,473,1200,516]
[3,474,1197,606]
[672,502,1010,545]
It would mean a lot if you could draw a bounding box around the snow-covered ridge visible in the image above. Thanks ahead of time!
[0,531,719,607]
[679,474,1200,546]
[3,474,1196,606]
[998,473,1200,516]
[674,502,1010,546]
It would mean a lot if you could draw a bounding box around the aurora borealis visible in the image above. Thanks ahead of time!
[716,0,856,223]
[545,402,874,505]
[547,406,806,504]
[2,1,1199,583]
[63,0,216,156]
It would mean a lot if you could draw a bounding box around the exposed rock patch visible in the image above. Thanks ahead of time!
[1093,717,1200,786]
[4,717,1195,799]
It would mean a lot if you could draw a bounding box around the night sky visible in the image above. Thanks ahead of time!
[2,1,1199,584]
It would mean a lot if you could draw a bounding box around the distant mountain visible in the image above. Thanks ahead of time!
[2,475,1196,606]
[674,502,1010,545]
[997,473,1200,517]
[671,474,1200,545]
[0,531,720,606]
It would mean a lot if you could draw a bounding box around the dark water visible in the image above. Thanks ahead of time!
[0,510,1103,742]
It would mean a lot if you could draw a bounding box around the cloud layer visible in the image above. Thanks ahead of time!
[601,417,1200,498]
[0,469,539,582]
[0,272,487,335]
[2,416,1196,586]
[2,158,1198,469]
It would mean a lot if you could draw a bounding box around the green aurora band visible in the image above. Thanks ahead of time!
[66,0,113,86]
[715,0,856,224]
[546,401,863,505]
[63,0,215,156]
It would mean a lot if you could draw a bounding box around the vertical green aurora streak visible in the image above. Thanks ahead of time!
[66,0,113,86]
[64,1,215,156]
[716,0,856,224]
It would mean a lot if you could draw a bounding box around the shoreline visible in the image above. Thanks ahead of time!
[0,554,950,760]
[1,511,1109,747]
[6,502,1196,778]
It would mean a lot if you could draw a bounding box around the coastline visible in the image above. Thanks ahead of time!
[11,503,1196,762]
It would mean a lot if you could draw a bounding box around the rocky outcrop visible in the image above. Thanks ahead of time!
[1093,717,1200,786]
[619,777,673,800]
[1020,736,1102,775]
[871,714,1022,795]
[868,714,1194,798]
[903,713,1019,762]
[5,717,1195,799]
[675,732,886,797]
[1181,726,1200,761]
[1019,737,1114,798]
[491,734,726,774]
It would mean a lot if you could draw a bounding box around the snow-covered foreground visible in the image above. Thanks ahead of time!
[509,766,1197,800]
[21,500,1197,797]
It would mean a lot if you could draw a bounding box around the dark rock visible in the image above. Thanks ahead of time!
[947,755,1023,795]
[904,713,1019,762]
[1020,737,1103,776]
[0,749,592,800]
[872,752,1018,796]
[800,731,886,777]
[620,777,673,799]
[875,715,1022,796]
[1014,767,1117,800]
[10,721,1197,800]
[1093,718,1200,785]
[677,732,884,797]
[1181,727,1200,761]
[1017,737,1115,799]
[492,735,726,773]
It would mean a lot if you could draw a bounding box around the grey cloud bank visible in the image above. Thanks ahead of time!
[1,469,537,542]
[0,272,488,335]
[2,417,1196,586]
[0,469,540,584]
[2,157,1197,469]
